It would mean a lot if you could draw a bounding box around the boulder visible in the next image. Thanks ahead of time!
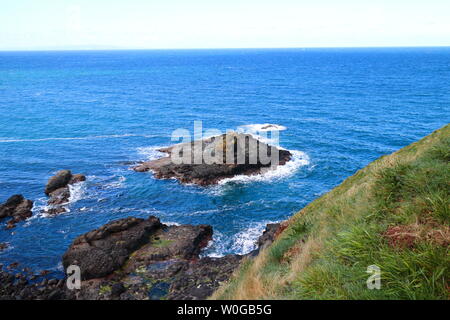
[70,174,86,185]
[45,170,73,195]
[44,171,86,215]
[62,216,162,280]
[133,132,292,185]
[0,195,33,228]
[123,224,213,272]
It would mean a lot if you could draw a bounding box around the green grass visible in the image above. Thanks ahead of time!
[152,238,174,248]
[213,124,449,300]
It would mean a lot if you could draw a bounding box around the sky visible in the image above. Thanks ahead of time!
[1,0,450,50]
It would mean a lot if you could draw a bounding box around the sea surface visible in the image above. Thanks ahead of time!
[0,48,449,274]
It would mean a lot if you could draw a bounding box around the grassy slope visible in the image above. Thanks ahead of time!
[213,124,449,300]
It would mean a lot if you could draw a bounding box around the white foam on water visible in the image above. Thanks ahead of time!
[164,221,181,226]
[136,145,168,161]
[102,175,126,189]
[231,221,277,255]
[217,150,310,186]
[205,220,279,257]
[238,123,287,132]
[68,182,87,203]
[26,181,88,222]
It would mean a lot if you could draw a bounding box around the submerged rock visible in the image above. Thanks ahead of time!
[44,170,86,215]
[133,132,292,185]
[0,195,33,229]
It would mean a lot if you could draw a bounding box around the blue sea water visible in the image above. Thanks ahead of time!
[0,48,449,274]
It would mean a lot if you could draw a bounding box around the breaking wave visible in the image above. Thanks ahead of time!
[238,123,287,132]
[204,220,279,257]
[218,150,310,185]
[136,145,168,161]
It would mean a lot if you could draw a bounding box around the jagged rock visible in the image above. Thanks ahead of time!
[45,170,73,196]
[47,187,71,206]
[167,255,244,300]
[133,132,292,185]
[123,224,212,272]
[0,195,33,229]
[44,170,86,215]
[257,223,282,249]
[0,243,8,251]
[62,216,162,280]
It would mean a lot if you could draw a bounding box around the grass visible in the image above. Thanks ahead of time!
[212,124,450,300]
[152,238,174,248]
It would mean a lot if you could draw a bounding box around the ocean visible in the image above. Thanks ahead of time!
[0,48,449,274]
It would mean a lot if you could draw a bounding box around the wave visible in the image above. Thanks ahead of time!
[204,220,279,257]
[238,123,287,132]
[27,180,88,221]
[67,181,87,203]
[217,150,310,185]
[98,175,126,190]
[136,145,168,161]
[0,134,158,143]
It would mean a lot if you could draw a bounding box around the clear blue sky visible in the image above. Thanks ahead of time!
[1,0,450,50]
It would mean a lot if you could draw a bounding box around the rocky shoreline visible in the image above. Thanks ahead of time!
[0,214,281,300]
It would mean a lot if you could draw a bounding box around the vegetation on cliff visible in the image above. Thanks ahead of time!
[213,124,449,300]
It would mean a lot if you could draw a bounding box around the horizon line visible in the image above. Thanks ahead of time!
[1,45,450,52]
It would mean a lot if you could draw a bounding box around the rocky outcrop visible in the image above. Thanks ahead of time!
[257,223,282,249]
[133,132,292,185]
[44,170,86,214]
[60,215,266,300]
[0,195,33,229]
[0,218,280,300]
[62,216,162,280]
[0,243,8,251]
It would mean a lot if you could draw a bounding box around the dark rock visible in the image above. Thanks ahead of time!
[0,195,33,228]
[111,283,126,297]
[0,243,8,251]
[70,174,86,184]
[45,170,73,195]
[44,170,86,215]
[133,132,292,185]
[4,195,24,207]
[47,188,71,206]
[124,224,213,271]
[257,223,282,249]
[47,289,62,300]
[62,216,162,280]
